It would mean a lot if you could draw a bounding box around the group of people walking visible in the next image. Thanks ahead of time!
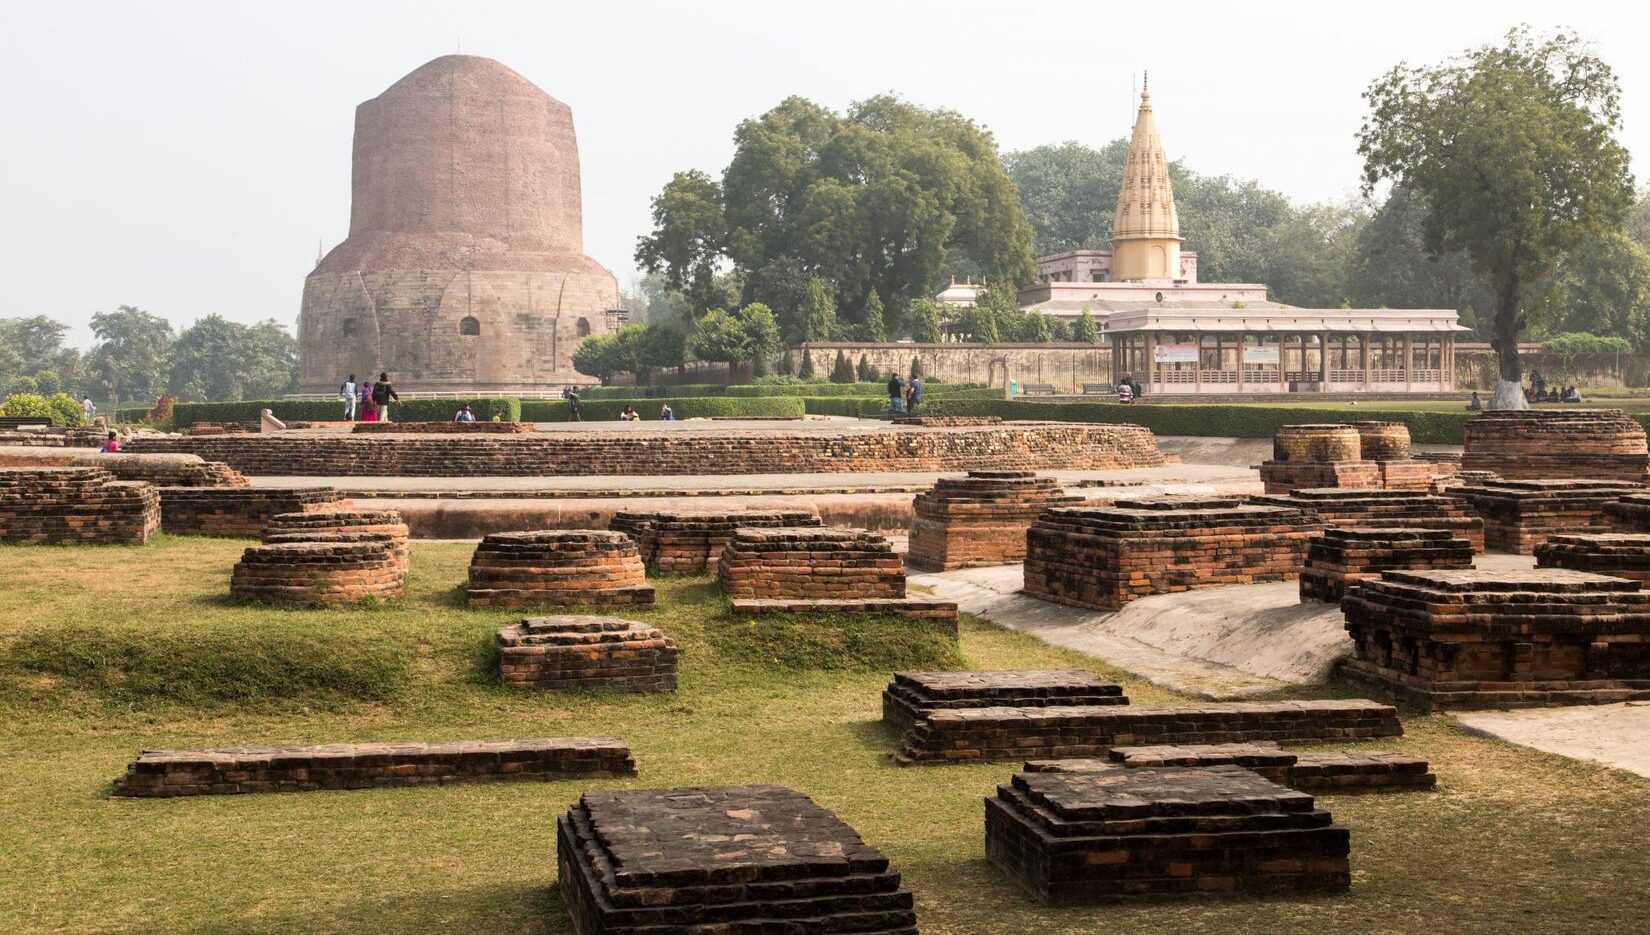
[338,373,400,422]
[886,373,923,414]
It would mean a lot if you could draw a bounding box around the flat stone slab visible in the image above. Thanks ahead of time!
[111,737,636,797]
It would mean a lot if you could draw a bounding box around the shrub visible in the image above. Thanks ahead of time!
[829,350,855,383]
[520,396,805,421]
[800,397,890,417]
[146,395,177,427]
[0,393,53,422]
[46,392,85,428]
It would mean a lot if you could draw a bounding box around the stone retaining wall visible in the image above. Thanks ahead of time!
[1450,479,1645,553]
[159,486,344,536]
[1462,409,1650,482]
[1299,527,1475,603]
[124,422,1164,477]
[466,530,654,608]
[111,737,635,797]
[496,616,677,692]
[0,467,160,545]
[230,540,406,604]
[907,470,1082,571]
[717,527,905,599]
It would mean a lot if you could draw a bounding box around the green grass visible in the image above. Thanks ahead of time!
[2,538,1649,933]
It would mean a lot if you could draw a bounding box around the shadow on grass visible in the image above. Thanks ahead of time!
[846,717,903,761]
[169,880,570,935]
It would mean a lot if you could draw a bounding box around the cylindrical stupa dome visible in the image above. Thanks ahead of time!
[298,55,617,393]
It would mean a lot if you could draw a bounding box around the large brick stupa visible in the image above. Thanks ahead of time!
[297,55,617,393]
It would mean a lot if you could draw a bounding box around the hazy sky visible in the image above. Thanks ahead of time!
[3,0,1647,348]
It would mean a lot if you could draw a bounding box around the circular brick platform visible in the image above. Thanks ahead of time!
[261,509,411,567]
[230,541,406,605]
[466,530,655,608]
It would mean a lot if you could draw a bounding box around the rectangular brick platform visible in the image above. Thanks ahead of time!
[906,470,1082,571]
[730,598,960,636]
[558,785,918,934]
[985,766,1350,904]
[1257,459,1382,495]
[718,527,906,600]
[1462,409,1650,483]
[110,737,636,797]
[1025,742,1436,793]
[466,530,655,608]
[0,466,160,545]
[610,508,822,574]
[125,422,1164,477]
[1022,498,1321,610]
[1299,527,1475,603]
[1450,479,1645,553]
[1252,487,1486,552]
[1535,533,1650,583]
[158,486,344,536]
[894,699,1401,764]
[1341,568,1650,708]
[496,616,677,692]
[882,669,1127,737]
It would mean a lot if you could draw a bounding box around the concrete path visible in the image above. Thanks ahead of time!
[1455,703,1650,779]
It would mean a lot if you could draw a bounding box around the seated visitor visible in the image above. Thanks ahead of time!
[100,431,120,453]
[619,404,640,422]
[453,404,476,422]
[659,403,675,421]
[1563,386,1582,402]
[1116,379,1135,404]
[1467,391,1482,411]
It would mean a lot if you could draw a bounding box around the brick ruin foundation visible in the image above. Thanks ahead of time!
[1462,409,1650,483]
[1250,487,1485,552]
[124,422,1164,477]
[0,466,160,545]
[559,785,918,934]
[1258,422,1442,494]
[906,470,1082,572]
[158,486,344,536]
[610,508,822,574]
[881,669,1127,737]
[261,509,411,568]
[1605,493,1650,532]
[0,451,250,487]
[1025,742,1436,793]
[730,598,961,635]
[893,698,1402,764]
[985,766,1350,903]
[1535,533,1650,584]
[352,421,534,434]
[1299,527,1475,604]
[1022,498,1321,610]
[466,530,655,608]
[496,616,677,692]
[718,527,905,600]
[230,540,406,604]
[1450,479,1645,553]
[1341,568,1650,708]
[111,737,636,797]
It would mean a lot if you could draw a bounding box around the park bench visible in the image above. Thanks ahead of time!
[1081,383,1114,395]
[1020,384,1059,396]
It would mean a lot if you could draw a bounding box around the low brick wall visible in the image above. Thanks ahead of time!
[1605,494,1650,532]
[1023,497,1321,610]
[352,421,533,434]
[1535,533,1650,583]
[986,766,1350,904]
[0,467,160,545]
[497,616,677,692]
[881,669,1126,737]
[729,597,960,635]
[124,422,1165,477]
[906,470,1081,572]
[159,486,344,536]
[1451,479,1645,553]
[894,698,1401,764]
[1251,488,1485,552]
[718,527,905,600]
[1462,409,1650,482]
[261,509,410,568]
[1299,527,1475,603]
[466,530,654,608]
[1341,568,1650,708]
[1027,743,1437,793]
[612,509,822,574]
[0,448,249,487]
[559,786,916,935]
[230,540,406,605]
[111,737,636,797]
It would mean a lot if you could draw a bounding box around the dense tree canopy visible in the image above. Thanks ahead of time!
[167,315,297,402]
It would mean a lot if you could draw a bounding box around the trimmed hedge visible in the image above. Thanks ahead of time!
[920,399,1479,445]
[115,407,151,424]
[171,397,522,425]
[520,396,805,421]
[581,381,989,400]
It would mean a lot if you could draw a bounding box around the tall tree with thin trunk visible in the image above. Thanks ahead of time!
[1358,27,1634,409]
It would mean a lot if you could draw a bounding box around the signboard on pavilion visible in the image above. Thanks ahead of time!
[1153,343,1198,364]
[1243,346,1280,365]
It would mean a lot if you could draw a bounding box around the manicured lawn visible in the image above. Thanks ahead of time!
[2,537,1648,933]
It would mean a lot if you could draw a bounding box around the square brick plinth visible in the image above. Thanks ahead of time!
[1026,742,1437,793]
[497,616,677,692]
[611,508,822,574]
[1462,409,1650,483]
[1451,479,1645,553]
[466,530,655,608]
[159,486,343,536]
[0,467,160,544]
[558,785,918,934]
[907,470,1082,571]
[1299,527,1475,603]
[1252,487,1485,552]
[718,527,905,600]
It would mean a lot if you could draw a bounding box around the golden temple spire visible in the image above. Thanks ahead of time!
[1111,77,1182,280]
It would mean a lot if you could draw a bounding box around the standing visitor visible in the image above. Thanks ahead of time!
[887,373,905,414]
[360,391,379,422]
[340,374,358,421]
[100,431,120,453]
[659,402,676,421]
[906,376,923,415]
[1127,373,1143,400]
[563,386,583,422]
[1117,377,1135,404]
[372,372,398,422]
[81,397,96,422]
[453,404,476,422]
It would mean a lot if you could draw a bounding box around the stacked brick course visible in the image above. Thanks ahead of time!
[352,421,533,434]
[559,785,917,934]
[881,669,1126,736]
[894,699,1401,764]
[261,509,411,568]
[1251,487,1486,552]
[731,598,961,635]
[158,486,343,536]
[1450,479,1644,553]
[496,616,677,692]
[466,530,654,607]
[1605,493,1650,532]
[124,422,1164,477]
[1341,568,1650,708]
[1462,409,1650,482]
[1025,742,1437,793]
[611,508,821,573]
[718,527,905,600]
[0,467,160,545]
[111,737,635,797]
[230,540,406,604]
[1535,533,1650,583]
[68,453,248,487]
[1258,424,1380,494]
[1022,498,1321,610]
[907,470,1082,571]
[1299,527,1475,603]
[985,766,1350,903]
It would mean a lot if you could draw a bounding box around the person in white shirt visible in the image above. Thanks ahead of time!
[340,374,358,421]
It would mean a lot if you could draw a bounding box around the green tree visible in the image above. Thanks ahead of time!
[46,392,84,427]
[167,315,297,401]
[798,348,816,379]
[956,305,1000,344]
[571,333,623,385]
[910,356,923,379]
[829,349,854,384]
[1347,187,1494,336]
[1073,306,1099,343]
[798,277,837,344]
[861,291,887,342]
[855,354,876,381]
[86,305,173,410]
[908,298,943,343]
[1359,27,1635,408]
[634,170,731,316]
[1259,199,1366,308]
[1023,310,1055,343]
[0,315,83,398]
[1549,234,1650,349]
[973,282,1022,341]
[688,309,748,379]
[739,303,782,375]
[777,349,795,376]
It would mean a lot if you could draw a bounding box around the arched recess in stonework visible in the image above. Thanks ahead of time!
[459,316,481,335]
[341,317,359,337]
[576,317,591,338]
